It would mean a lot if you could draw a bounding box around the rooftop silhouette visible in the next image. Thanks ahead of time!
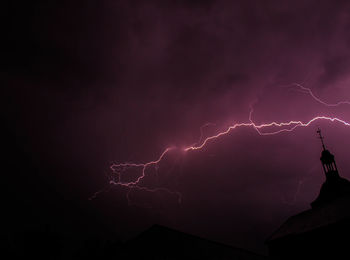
[266,129,350,259]
[122,224,266,259]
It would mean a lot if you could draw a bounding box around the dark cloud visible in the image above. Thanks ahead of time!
[319,55,350,86]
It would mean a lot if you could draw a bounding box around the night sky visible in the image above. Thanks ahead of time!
[4,0,350,254]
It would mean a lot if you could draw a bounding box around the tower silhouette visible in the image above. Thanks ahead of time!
[317,128,339,180]
[266,129,350,259]
[311,129,350,208]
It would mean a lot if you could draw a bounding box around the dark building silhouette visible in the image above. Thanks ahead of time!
[122,224,266,260]
[266,129,350,259]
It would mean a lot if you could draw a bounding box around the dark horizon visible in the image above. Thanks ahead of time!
[4,0,350,257]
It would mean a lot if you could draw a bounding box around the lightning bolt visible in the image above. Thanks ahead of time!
[184,117,349,151]
[109,147,182,205]
[107,116,350,205]
[289,83,350,107]
[94,85,350,205]
[192,122,216,147]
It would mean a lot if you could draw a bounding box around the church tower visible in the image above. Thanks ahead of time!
[311,129,350,208]
[317,128,339,180]
[266,130,350,259]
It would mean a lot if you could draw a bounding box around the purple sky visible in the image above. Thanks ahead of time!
[5,0,350,253]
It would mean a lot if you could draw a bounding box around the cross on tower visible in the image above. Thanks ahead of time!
[317,128,326,151]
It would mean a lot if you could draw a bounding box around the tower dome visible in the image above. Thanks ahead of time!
[311,129,350,208]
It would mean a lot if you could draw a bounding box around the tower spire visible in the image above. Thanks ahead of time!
[317,128,326,151]
[316,129,339,180]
